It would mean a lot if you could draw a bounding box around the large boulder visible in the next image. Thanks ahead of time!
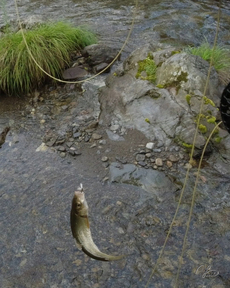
[99,44,225,150]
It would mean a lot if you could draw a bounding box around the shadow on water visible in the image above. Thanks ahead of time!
[1,0,230,287]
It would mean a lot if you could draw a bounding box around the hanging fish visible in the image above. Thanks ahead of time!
[220,82,230,133]
[70,184,124,261]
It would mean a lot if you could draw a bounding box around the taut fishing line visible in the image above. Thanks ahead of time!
[13,0,139,84]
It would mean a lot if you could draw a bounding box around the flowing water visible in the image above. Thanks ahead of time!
[1,1,230,287]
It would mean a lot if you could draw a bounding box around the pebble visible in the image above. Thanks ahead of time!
[155,158,163,166]
[60,152,66,158]
[110,124,120,131]
[84,135,91,142]
[101,156,108,162]
[92,133,102,140]
[115,156,127,164]
[153,148,162,153]
[136,154,145,162]
[66,142,73,148]
[61,105,68,111]
[146,142,154,150]
[90,143,97,148]
[57,146,66,152]
[99,139,106,145]
[166,160,173,168]
[73,132,81,138]
[169,154,178,162]
[138,161,146,167]
[146,153,152,158]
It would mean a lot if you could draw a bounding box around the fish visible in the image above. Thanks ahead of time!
[0,126,10,147]
[220,82,230,133]
[70,184,124,261]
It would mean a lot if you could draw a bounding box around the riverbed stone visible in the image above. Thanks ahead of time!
[135,153,145,162]
[146,142,154,150]
[109,162,176,198]
[155,158,163,166]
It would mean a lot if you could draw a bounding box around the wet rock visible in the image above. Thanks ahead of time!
[146,153,152,158]
[155,158,163,166]
[166,160,173,168]
[35,143,48,152]
[59,152,66,158]
[84,134,91,142]
[82,44,120,67]
[146,142,154,150]
[106,130,125,141]
[110,124,120,131]
[99,45,221,151]
[109,162,175,196]
[68,149,81,156]
[94,63,110,73]
[92,133,102,140]
[55,137,65,145]
[73,132,81,139]
[115,156,127,164]
[101,156,109,162]
[138,161,146,167]
[62,66,87,80]
[135,153,145,162]
[45,137,57,147]
[57,146,66,152]
[66,142,73,148]
[153,148,162,153]
[168,154,178,162]
[99,139,106,145]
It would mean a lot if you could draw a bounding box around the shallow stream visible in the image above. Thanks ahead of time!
[1,1,230,287]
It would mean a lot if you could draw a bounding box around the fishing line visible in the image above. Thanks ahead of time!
[145,2,221,287]
[174,3,221,287]
[13,0,139,84]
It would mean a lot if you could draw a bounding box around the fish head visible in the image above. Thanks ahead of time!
[72,185,88,216]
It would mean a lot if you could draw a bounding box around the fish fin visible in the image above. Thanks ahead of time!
[75,241,82,251]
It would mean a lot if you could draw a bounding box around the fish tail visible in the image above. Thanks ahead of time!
[220,82,230,133]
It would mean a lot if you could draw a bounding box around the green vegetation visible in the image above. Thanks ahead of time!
[203,96,215,107]
[214,135,222,143]
[0,21,97,95]
[198,124,207,134]
[136,55,157,83]
[186,42,230,72]
[182,142,193,149]
[206,115,216,124]
[156,84,165,88]
[185,94,191,105]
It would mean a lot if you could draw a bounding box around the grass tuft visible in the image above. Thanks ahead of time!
[0,21,97,95]
[186,42,230,72]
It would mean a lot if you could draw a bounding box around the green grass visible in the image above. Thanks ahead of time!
[136,56,157,83]
[186,42,230,72]
[0,21,97,95]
